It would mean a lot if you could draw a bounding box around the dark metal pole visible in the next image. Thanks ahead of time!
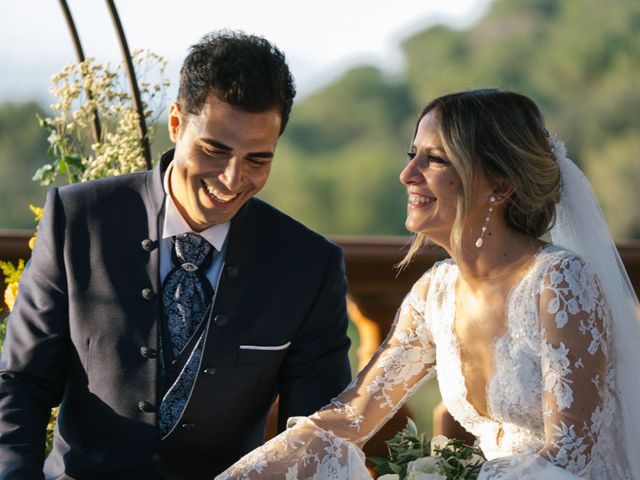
[57,0,102,142]
[105,0,153,170]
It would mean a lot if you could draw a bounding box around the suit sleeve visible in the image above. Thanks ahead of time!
[276,244,352,432]
[0,188,69,479]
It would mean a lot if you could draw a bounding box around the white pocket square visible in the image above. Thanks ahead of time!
[239,342,291,351]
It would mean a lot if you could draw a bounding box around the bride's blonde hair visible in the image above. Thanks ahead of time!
[398,88,561,269]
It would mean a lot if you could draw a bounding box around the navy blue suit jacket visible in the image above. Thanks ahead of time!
[0,151,351,479]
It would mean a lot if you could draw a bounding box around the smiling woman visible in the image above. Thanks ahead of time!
[400,110,462,247]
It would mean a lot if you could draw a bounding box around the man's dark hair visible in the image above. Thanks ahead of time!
[177,30,296,134]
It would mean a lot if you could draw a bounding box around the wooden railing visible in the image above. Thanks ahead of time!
[5,230,638,317]
[2,231,640,456]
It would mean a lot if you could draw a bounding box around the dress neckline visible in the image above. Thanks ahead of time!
[448,243,554,421]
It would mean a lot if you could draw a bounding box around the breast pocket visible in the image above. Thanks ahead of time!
[236,342,291,365]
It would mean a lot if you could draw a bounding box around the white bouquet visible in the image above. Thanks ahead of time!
[369,419,485,480]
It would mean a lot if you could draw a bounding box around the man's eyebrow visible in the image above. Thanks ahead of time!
[199,138,274,159]
[199,138,232,151]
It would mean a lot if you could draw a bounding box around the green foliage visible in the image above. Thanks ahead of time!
[0,315,6,348]
[261,66,413,235]
[368,418,486,479]
[368,418,429,478]
[260,0,640,239]
[0,102,50,228]
[435,439,486,480]
[34,115,85,185]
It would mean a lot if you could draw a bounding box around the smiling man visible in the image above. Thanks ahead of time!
[0,31,351,480]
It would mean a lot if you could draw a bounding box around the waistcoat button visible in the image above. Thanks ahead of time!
[140,346,158,359]
[141,239,156,252]
[137,400,155,413]
[141,288,155,301]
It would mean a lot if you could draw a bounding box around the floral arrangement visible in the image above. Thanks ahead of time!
[369,418,485,480]
[1,50,168,313]
[0,50,169,454]
[34,50,168,185]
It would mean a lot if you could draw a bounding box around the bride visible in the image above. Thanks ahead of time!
[217,89,639,479]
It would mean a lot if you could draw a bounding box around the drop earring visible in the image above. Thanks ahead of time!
[475,195,497,248]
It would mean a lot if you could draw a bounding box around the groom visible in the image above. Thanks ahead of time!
[0,31,351,479]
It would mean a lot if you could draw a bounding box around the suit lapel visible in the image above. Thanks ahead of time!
[143,150,173,294]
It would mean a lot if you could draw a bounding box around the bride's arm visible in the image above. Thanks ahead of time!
[216,268,438,479]
[306,266,438,447]
[536,255,610,473]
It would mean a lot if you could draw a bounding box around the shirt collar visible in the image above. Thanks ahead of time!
[161,162,230,251]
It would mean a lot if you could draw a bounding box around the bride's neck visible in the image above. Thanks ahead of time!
[450,226,542,286]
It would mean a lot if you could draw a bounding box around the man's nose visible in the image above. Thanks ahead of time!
[219,157,242,191]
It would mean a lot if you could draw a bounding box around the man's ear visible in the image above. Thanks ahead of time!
[492,179,515,204]
[168,102,182,143]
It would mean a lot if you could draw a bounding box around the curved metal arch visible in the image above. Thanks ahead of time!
[57,0,153,170]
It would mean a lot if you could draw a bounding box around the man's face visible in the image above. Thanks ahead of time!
[168,95,282,231]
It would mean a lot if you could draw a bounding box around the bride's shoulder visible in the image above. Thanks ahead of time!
[537,244,590,269]
[417,258,456,286]
[535,244,599,285]
[406,258,456,299]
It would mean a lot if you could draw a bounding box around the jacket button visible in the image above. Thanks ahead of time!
[213,314,228,327]
[141,239,156,252]
[137,400,155,413]
[226,265,239,278]
[180,422,195,431]
[140,346,157,359]
[141,288,155,301]
[202,367,217,376]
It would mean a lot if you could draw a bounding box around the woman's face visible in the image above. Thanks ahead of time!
[399,111,462,245]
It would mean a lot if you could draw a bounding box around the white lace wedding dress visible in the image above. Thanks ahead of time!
[217,245,633,479]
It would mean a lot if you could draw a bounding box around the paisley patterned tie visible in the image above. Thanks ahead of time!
[158,233,214,435]
[162,233,213,358]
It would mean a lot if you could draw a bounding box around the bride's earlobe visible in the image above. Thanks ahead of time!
[491,180,514,203]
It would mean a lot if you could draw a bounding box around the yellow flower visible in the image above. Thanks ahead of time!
[4,282,19,312]
[29,204,44,222]
[28,204,44,250]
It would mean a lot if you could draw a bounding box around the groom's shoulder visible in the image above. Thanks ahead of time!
[247,197,339,253]
[48,170,154,226]
[56,170,151,208]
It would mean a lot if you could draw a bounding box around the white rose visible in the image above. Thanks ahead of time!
[407,457,445,480]
[429,435,450,456]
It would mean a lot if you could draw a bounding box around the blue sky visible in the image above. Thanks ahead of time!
[1,0,489,104]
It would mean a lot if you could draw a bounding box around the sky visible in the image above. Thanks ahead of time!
[0,0,490,105]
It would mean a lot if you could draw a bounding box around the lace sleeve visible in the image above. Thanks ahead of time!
[537,255,610,474]
[216,269,438,480]
[479,254,611,480]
